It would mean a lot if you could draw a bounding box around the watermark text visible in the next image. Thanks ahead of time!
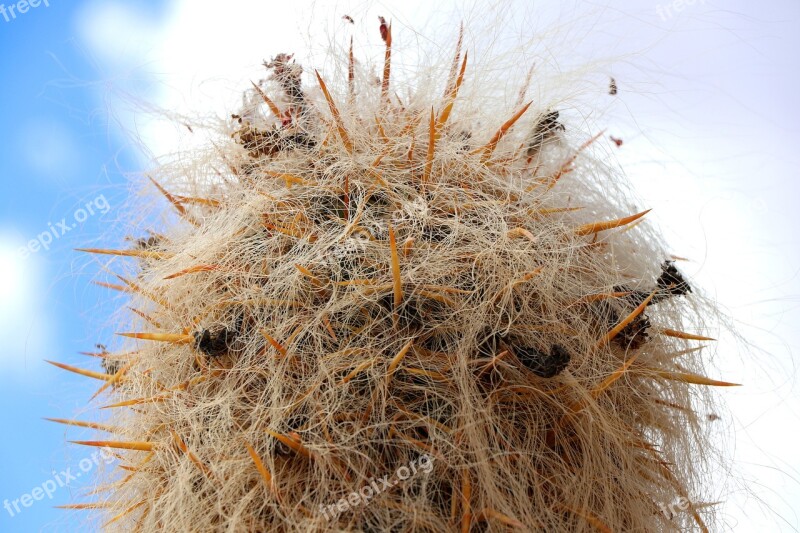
[320,454,434,521]
[3,447,115,519]
[656,0,706,21]
[17,194,111,258]
[658,496,692,519]
[1,0,49,23]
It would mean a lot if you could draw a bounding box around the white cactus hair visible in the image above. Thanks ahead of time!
[60,6,736,532]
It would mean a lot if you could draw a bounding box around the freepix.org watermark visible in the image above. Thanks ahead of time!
[1,0,48,23]
[656,0,706,21]
[17,194,111,258]
[319,454,434,522]
[3,447,115,519]
[658,496,693,519]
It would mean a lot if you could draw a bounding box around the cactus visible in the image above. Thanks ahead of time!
[53,18,735,532]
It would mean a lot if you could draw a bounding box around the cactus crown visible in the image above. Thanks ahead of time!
[57,17,730,532]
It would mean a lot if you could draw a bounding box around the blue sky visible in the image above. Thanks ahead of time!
[1,0,799,531]
[0,1,164,530]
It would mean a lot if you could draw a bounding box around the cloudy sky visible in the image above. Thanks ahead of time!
[1,0,798,530]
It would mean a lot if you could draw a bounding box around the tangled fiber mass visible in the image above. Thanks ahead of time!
[54,17,737,532]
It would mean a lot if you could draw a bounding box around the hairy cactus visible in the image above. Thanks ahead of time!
[54,17,735,532]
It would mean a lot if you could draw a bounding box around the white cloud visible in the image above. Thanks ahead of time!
[74,0,160,68]
[0,234,55,380]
